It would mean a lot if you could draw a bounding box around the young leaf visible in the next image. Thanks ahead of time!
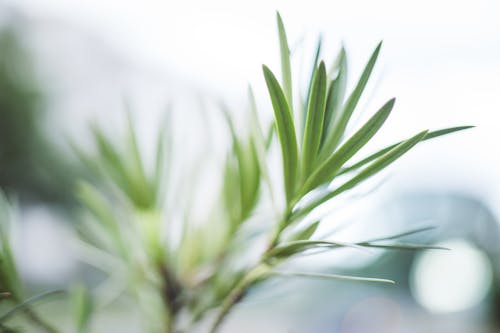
[266,239,367,258]
[295,130,428,219]
[301,98,394,193]
[263,65,299,204]
[302,36,323,133]
[271,271,395,284]
[338,126,474,175]
[357,243,448,251]
[288,221,320,241]
[363,226,436,243]
[301,61,328,175]
[323,42,382,153]
[321,48,347,148]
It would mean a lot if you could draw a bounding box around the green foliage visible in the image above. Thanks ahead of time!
[0,12,472,333]
[69,12,470,333]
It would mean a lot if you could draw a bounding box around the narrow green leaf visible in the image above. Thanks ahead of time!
[248,86,277,209]
[277,12,293,113]
[302,98,394,193]
[263,65,299,204]
[321,47,347,148]
[325,42,382,152]
[271,271,395,284]
[90,125,131,198]
[358,243,448,251]
[267,239,367,258]
[364,226,436,243]
[302,36,323,133]
[301,61,328,175]
[295,130,428,219]
[339,126,474,175]
[288,221,320,241]
[71,284,93,333]
[125,113,153,208]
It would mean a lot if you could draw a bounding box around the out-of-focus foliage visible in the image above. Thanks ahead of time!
[0,28,74,204]
[0,194,63,333]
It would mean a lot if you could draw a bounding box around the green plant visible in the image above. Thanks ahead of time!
[0,12,471,333]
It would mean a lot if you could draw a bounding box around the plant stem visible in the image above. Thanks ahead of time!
[208,279,247,333]
[24,307,60,333]
[208,264,267,333]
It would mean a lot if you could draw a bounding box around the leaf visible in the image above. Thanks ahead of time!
[301,36,323,134]
[357,243,448,251]
[76,182,128,257]
[125,112,154,208]
[301,61,328,175]
[339,126,474,175]
[323,42,382,152]
[71,284,93,333]
[271,271,395,284]
[0,290,64,323]
[321,47,347,148]
[363,226,436,243]
[302,98,394,193]
[295,130,428,219]
[248,86,276,208]
[266,239,367,258]
[221,107,261,226]
[288,221,320,241]
[263,65,299,204]
[277,12,293,113]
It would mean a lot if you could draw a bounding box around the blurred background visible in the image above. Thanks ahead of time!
[0,0,499,332]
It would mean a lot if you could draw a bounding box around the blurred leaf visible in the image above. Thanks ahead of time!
[76,182,127,258]
[0,290,64,324]
[248,87,276,207]
[125,112,154,209]
[287,221,320,241]
[71,285,93,333]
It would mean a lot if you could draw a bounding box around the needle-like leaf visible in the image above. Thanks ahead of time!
[263,65,299,204]
[277,12,293,113]
[321,47,347,148]
[338,126,474,175]
[271,271,395,284]
[363,226,436,243]
[266,239,368,258]
[302,36,323,133]
[301,61,328,175]
[295,130,428,219]
[302,98,394,194]
[323,42,382,153]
